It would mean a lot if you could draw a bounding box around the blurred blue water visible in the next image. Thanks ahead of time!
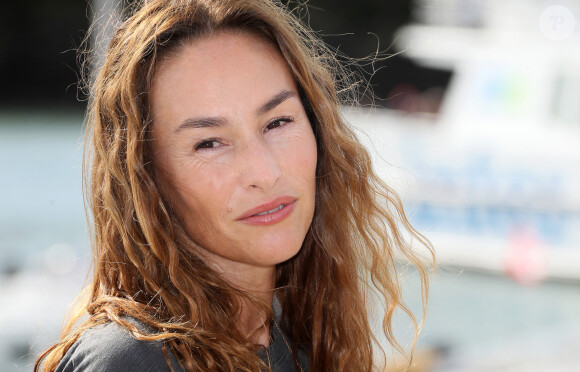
[0,112,90,371]
[0,112,88,273]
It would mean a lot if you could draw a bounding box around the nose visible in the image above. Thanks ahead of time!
[237,138,281,190]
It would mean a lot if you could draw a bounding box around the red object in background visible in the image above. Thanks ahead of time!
[504,226,547,285]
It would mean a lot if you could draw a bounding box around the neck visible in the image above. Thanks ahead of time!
[194,247,278,346]
[238,297,273,346]
[220,265,276,346]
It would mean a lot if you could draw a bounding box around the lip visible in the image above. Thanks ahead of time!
[237,196,297,225]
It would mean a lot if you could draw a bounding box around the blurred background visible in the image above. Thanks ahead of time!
[1,0,579,371]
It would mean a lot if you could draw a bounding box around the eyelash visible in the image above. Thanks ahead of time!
[194,138,221,151]
[265,116,293,132]
[193,117,293,151]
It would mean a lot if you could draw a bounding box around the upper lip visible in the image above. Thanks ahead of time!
[236,196,297,220]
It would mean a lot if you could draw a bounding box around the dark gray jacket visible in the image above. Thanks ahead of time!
[55,319,308,372]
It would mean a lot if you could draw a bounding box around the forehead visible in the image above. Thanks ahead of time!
[150,31,298,123]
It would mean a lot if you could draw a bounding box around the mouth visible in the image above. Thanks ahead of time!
[237,196,297,225]
[253,204,287,216]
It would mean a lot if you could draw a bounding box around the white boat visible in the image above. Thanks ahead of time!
[349,0,580,282]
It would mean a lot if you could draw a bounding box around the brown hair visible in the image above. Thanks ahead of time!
[36,0,433,371]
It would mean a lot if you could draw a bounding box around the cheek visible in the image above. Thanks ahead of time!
[168,174,231,250]
[285,130,318,181]
[178,162,236,217]
[157,159,235,230]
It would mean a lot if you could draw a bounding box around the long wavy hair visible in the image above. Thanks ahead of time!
[36,0,433,371]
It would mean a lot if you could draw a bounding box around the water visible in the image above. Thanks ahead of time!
[418,269,580,371]
[0,112,89,371]
[0,112,88,272]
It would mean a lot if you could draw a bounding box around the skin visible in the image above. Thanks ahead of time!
[150,31,317,344]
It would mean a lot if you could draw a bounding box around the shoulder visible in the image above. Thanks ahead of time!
[56,320,182,372]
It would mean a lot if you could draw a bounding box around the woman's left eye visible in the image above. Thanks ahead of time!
[265,117,292,132]
[194,139,221,151]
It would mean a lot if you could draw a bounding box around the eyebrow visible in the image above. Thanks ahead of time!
[174,89,297,133]
[256,89,297,116]
[174,116,228,133]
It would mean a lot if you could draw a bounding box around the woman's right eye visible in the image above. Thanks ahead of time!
[194,139,220,151]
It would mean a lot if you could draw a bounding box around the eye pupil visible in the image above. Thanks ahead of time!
[267,118,289,131]
[196,140,217,150]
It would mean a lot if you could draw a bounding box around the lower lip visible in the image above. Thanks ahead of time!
[239,201,296,226]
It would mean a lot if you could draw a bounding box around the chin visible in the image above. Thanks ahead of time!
[277,244,303,264]
[255,236,305,266]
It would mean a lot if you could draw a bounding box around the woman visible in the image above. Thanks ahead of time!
[37,0,433,371]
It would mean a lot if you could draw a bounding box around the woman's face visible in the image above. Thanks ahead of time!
[150,31,317,276]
